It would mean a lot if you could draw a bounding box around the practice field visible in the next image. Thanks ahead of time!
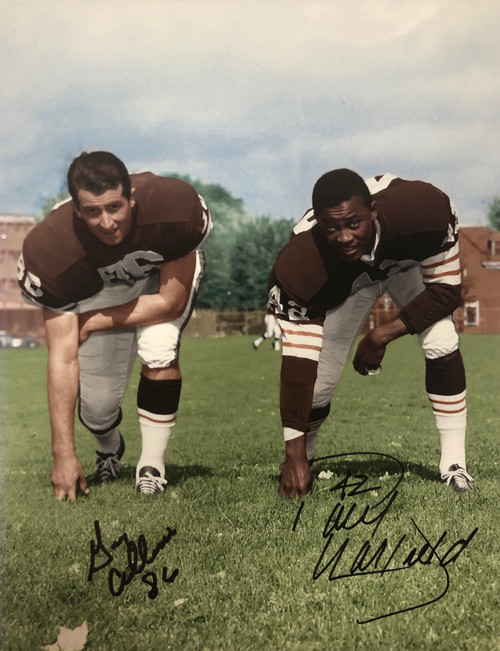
[1,334,499,650]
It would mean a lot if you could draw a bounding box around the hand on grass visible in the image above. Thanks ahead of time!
[278,436,313,498]
[51,455,89,502]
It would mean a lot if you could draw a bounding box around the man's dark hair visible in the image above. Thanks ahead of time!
[312,169,372,213]
[67,151,131,206]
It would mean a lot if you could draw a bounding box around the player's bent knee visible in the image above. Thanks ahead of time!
[418,315,459,360]
[137,322,181,369]
[139,348,179,369]
[79,401,122,434]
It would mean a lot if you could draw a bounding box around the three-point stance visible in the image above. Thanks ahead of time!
[18,151,212,499]
[270,169,472,497]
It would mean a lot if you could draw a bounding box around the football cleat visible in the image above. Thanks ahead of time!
[441,464,474,493]
[136,466,168,494]
[95,432,125,483]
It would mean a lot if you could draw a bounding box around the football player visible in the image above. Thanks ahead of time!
[253,302,282,351]
[269,169,473,497]
[18,151,212,500]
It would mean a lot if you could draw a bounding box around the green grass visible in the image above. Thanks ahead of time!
[1,334,499,650]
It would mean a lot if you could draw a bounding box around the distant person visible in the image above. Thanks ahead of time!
[269,169,472,497]
[253,302,281,351]
[18,151,212,500]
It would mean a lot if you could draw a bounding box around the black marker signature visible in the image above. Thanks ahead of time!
[88,520,179,599]
[293,452,478,624]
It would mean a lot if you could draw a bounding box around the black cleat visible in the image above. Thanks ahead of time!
[442,464,473,493]
[95,433,125,483]
[136,466,168,494]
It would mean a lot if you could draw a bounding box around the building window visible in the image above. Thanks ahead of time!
[464,301,480,326]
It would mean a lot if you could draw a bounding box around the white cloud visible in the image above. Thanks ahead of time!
[1,0,499,224]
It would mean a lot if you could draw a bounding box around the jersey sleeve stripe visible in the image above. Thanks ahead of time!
[421,242,461,285]
[281,346,322,361]
[279,319,323,362]
[420,241,459,267]
[281,327,323,339]
[420,251,460,269]
[282,341,322,352]
[423,268,461,279]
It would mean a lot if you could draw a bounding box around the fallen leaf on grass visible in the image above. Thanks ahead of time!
[43,621,88,651]
[317,470,333,480]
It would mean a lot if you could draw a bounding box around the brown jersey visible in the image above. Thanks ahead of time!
[269,173,462,433]
[18,173,212,312]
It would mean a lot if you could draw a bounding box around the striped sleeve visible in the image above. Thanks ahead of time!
[420,241,461,286]
[276,318,324,435]
[397,197,462,334]
[279,320,323,362]
[398,234,462,334]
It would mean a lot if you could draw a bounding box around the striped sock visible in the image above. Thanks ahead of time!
[428,390,467,475]
[136,375,182,479]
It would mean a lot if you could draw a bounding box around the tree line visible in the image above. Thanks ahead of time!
[39,175,295,311]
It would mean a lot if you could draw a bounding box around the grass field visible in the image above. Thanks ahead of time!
[1,334,499,650]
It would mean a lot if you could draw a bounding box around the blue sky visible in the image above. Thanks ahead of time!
[2,0,499,224]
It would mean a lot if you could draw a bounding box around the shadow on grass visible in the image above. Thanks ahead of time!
[89,463,214,488]
[271,454,439,485]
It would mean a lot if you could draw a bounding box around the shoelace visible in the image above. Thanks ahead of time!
[442,467,473,488]
[96,454,122,480]
[136,472,168,494]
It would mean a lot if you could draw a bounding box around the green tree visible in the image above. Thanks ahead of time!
[229,217,293,310]
[38,190,70,220]
[487,195,500,230]
[168,175,252,309]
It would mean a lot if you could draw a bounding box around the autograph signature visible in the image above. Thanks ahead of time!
[88,520,179,599]
[293,452,478,624]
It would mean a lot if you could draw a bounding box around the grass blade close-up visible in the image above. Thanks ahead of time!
[1,334,499,650]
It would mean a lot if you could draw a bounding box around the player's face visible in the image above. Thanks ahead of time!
[75,185,136,246]
[316,196,377,262]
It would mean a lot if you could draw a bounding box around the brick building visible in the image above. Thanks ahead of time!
[0,215,45,341]
[368,227,500,334]
[457,227,500,333]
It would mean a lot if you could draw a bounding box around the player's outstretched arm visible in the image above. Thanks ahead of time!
[78,252,197,342]
[43,310,89,502]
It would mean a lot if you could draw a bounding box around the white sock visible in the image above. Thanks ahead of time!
[94,426,121,454]
[136,409,176,479]
[428,391,467,476]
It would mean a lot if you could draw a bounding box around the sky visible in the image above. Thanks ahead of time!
[1,0,499,225]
